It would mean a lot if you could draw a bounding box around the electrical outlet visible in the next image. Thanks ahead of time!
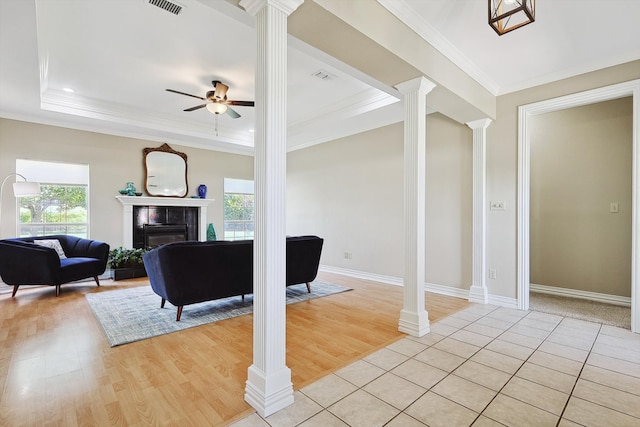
[489,269,497,279]
[344,252,353,260]
[490,201,505,211]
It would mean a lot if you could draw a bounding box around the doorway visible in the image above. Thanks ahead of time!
[517,79,640,333]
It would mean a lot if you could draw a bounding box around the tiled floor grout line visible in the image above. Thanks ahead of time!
[554,322,603,426]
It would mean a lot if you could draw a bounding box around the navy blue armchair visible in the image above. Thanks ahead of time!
[0,235,109,297]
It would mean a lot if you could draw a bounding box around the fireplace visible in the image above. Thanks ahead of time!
[116,196,214,249]
[133,205,198,249]
[144,224,188,249]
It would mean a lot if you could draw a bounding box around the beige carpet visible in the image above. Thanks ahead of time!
[529,292,631,329]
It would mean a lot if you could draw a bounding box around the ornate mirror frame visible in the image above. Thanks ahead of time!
[143,143,188,197]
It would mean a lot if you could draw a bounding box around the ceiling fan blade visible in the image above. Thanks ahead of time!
[227,100,255,107]
[226,107,241,119]
[184,104,207,112]
[166,88,206,100]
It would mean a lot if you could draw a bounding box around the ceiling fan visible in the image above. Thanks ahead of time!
[166,80,254,119]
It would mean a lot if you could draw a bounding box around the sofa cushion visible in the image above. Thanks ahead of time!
[59,257,104,283]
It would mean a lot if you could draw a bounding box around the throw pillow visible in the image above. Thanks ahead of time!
[34,239,67,259]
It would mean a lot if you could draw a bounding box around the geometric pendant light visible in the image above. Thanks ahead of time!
[489,0,535,36]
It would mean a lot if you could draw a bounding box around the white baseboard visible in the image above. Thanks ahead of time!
[424,282,469,299]
[530,283,631,307]
[319,264,517,308]
[319,265,403,287]
[488,294,518,309]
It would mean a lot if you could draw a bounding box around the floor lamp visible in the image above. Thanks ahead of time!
[0,173,41,238]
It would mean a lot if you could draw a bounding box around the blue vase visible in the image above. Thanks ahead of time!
[197,184,207,199]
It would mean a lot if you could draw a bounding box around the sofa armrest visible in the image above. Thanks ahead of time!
[0,240,62,285]
[143,248,169,299]
[286,236,324,286]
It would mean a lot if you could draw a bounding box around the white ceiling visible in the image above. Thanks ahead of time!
[1,0,639,155]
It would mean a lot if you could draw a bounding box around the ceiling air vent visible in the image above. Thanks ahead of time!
[148,0,183,15]
[311,69,336,81]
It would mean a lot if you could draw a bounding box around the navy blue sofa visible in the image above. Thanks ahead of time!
[143,235,324,321]
[0,235,110,297]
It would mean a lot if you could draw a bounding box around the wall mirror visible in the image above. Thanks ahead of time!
[143,143,188,197]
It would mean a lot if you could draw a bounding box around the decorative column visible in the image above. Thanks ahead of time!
[466,119,492,304]
[395,77,435,337]
[239,0,303,418]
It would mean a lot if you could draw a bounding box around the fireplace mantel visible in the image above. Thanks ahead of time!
[116,196,214,248]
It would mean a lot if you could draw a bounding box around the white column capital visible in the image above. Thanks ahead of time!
[466,118,492,131]
[240,0,304,16]
[395,76,436,96]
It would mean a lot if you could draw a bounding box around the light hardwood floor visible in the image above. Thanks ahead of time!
[0,272,470,426]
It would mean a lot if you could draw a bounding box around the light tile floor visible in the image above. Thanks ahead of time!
[230,304,640,427]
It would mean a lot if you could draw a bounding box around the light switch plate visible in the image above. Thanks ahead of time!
[610,202,619,213]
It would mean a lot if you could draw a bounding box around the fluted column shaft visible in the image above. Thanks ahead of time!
[240,0,303,417]
[395,77,435,337]
[466,119,492,304]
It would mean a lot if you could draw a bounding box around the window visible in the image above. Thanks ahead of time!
[16,160,89,238]
[223,178,254,241]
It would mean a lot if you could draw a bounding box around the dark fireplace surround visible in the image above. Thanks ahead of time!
[133,205,198,249]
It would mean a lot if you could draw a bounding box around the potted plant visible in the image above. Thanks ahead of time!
[108,247,148,281]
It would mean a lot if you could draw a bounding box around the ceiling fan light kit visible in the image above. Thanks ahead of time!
[489,0,535,36]
[206,102,228,115]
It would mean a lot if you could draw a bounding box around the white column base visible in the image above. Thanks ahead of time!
[468,285,489,304]
[245,365,294,418]
[398,309,430,337]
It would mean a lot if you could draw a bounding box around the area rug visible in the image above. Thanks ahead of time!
[86,281,351,347]
[529,292,631,329]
